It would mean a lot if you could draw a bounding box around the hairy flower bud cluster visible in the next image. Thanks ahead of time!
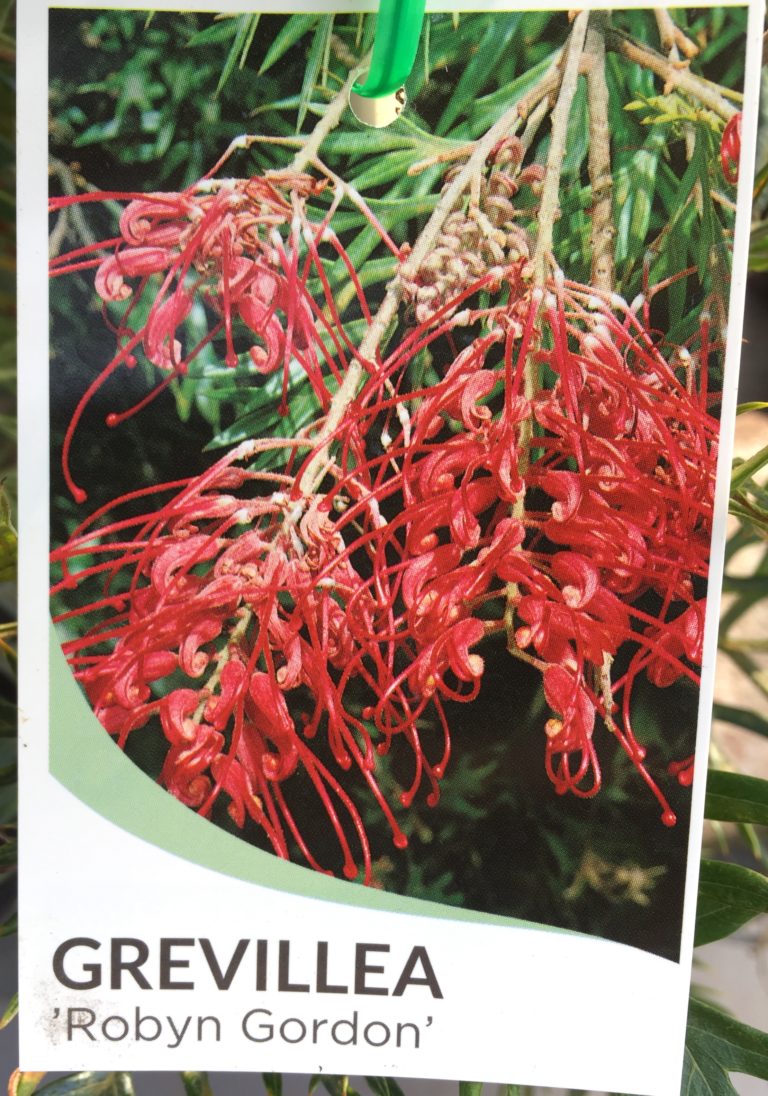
[400,140,543,324]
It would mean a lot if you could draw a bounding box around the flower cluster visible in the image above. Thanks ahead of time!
[50,170,379,502]
[51,155,719,882]
[400,138,543,324]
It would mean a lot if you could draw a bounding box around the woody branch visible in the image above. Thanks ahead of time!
[532,11,590,286]
[606,27,738,121]
[585,15,614,294]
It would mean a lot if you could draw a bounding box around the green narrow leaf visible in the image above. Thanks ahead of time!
[320,15,334,87]
[628,147,661,254]
[713,703,768,739]
[297,16,333,133]
[8,1073,46,1096]
[333,192,438,269]
[732,443,768,490]
[180,1074,213,1096]
[0,479,17,581]
[422,16,430,83]
[753,159,768,199]
[749,219,768,272]
[737,402,768,415]
[262,1075,282,1096]
[185,21,243,49]
[34,1076,135,1096]
[0,0,16,34]
[705,770,768,826]
[659,210,686,317]
[239,15,261,70]
[0,913,17,937]
[214,15,255,98]
[259,14,318,75]
[320,1079,359,1096]
[459,1085,484,1096]
[0,991,17,1029]
[366,1080,406,1096]
[436,16,521,136]
[691,129,716,276]
[466,53,555,137]
[350,152,418,191]
[695,860,768,946]
[205,364,318,456]
[721,575,768,597]
[318,129,418,156]
[685,997,768,1092]
[0,837,16,866]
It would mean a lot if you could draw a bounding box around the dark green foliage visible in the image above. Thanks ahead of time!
[695,859,768,945]
[705,770,768,826]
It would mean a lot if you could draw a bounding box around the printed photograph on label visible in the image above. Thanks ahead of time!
[48,5,747,961]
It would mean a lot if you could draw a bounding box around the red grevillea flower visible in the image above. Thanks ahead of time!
[49,170,394,503]
[337,269,716,823]
[543,664,598,796]
[720,113,742,185]
[53,436,468,882]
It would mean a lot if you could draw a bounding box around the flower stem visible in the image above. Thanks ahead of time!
[291,64,363,173]
[532,11,590,286]
[585,14,614,294]
[606,27,738,121]
[654,9,699,59]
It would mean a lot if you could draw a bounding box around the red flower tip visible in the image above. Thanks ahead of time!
[668,755,694,787]
[720,113,742,185]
